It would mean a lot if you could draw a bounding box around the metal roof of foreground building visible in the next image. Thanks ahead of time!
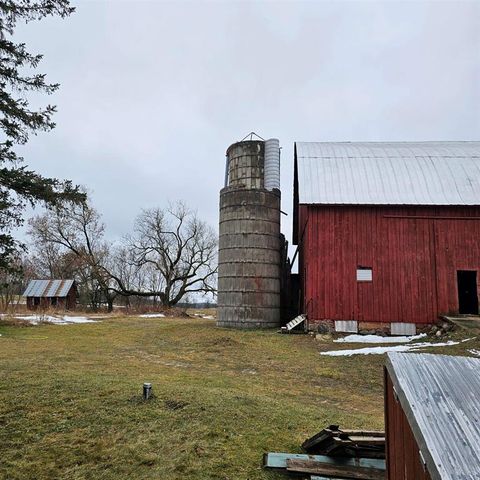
[23,279,74,298]
[295,141,480,205]
[386,352,480,480]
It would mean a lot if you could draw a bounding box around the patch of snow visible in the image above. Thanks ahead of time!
[468,349,480,357]
[60,316,96,324]
[139,313,166,318]
[334,333,426,344]
[322,344,416,356]
[15,315,57,325]
[12,314,96,325]
[190,313,216,319]
[321,338,475,357]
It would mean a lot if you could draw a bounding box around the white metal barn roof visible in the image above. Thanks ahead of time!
[295,141,480,205]
[23,279,74,298]
[386,353,480,480]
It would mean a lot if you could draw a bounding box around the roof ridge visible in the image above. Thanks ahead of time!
[295,142,480,206]
[296,140,480,144]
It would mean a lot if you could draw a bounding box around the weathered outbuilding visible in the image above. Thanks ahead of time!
[23,279,77,310]
[293,141,480,333]
[385,352,480,480]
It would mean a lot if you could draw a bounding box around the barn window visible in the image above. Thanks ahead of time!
[51,297,57,306]
[357,267,372,282]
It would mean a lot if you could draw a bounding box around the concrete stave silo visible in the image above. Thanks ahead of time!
[217,137,281,328]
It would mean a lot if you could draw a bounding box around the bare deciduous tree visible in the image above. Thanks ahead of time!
[28,202,117,311]
[28,200,217,309]
[0,254,23,311]
[25,240,80,280]
[110,202,217,306]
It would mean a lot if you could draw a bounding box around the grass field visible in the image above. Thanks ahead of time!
[1,315,478,480]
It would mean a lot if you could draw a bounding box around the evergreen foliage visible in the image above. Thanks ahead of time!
[0,0,85,272]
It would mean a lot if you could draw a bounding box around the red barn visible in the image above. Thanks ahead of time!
[293,141,480,333]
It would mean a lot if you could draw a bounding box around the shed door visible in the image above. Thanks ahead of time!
[457,270,479,315]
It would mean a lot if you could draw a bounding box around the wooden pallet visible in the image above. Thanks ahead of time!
[302,425,385,459]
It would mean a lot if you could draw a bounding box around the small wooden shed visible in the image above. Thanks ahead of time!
[385,352,480,480]
[23,279,77,310]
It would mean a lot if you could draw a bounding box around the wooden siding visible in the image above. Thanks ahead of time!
[385,368,432,480]
[26,284,77,310]
[297,205,480,324]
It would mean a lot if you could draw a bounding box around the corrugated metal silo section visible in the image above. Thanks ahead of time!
[264,138,280,191]
[217,139,282,328]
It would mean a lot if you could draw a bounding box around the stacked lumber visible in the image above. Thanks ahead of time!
[302,425,385,459]
[263,452,385,479]
[263,425,386,479]
[286,458,384,479]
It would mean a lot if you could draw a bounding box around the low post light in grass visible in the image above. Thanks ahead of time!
[143,383,152,400]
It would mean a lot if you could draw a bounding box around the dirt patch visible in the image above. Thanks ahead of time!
[164,399,188,411]
[128,394,157,405]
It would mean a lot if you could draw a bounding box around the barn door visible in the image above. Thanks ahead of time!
[457,270,479,315]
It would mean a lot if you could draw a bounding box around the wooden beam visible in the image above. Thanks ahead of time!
[286,458,385,480]
[347,437,385,445]
[310,476,350,480]
[263,452,385,470]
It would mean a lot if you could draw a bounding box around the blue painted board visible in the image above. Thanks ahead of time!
[263,452,385,470]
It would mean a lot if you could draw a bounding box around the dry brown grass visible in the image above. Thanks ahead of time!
[0,316,33,327]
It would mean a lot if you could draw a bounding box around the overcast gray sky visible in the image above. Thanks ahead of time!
[15,0,480,245]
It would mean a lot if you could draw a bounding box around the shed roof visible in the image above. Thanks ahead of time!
[386,352,480,480]
[295,141,480,205]
[23,279,74,298]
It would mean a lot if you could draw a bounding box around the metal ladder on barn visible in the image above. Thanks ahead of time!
[281,314,307,333]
